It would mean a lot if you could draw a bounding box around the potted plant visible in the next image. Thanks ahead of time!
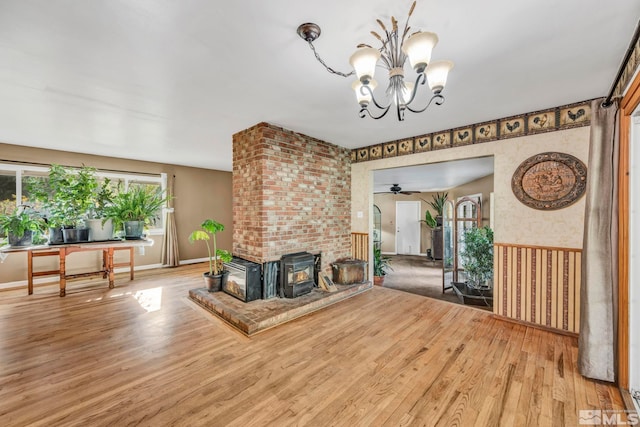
[85,178,115,241]
[424,192,448,226]
[188,219,233,292]
[26,166,67,243]
[108,185,167,239]
[373,246,392,286]
[421,192,448,260]
[459,225,494,289]
[26,164,98,243]
[0,205,45,247]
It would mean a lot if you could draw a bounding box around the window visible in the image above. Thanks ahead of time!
[0,170,17,215]
[0,163,167,234]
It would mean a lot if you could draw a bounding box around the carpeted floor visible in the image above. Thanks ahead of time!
[381,255,461,305]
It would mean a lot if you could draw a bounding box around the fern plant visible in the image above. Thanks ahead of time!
[107,185,168,232]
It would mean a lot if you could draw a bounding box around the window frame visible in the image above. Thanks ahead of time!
[0,163,167,235]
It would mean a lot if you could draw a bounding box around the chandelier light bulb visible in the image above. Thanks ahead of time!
[349,47,381,84]
[402,31,439,73]
[426,60,454,94]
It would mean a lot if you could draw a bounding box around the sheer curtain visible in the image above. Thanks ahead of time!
[161,174,180,267]
[578,98,620,382]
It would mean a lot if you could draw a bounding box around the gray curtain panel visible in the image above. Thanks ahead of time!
[161,175,180,267]
[578,98,620,382]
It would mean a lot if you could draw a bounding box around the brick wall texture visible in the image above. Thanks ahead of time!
[232,122,352,274]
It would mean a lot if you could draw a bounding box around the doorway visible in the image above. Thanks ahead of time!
[372,157,495,306]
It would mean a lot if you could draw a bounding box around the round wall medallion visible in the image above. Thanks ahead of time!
[511,152,587,210]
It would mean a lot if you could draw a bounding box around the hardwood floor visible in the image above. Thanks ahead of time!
[0,264,625,426]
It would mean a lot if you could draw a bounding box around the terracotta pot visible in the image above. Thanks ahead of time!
[203,270,230,292]
[373,275,385,286]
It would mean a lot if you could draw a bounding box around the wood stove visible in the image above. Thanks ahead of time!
[223,257,262,302]
[280,252,315,298]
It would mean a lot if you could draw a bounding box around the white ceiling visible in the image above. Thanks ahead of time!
[374,156,494,193]
[0,1,638,172]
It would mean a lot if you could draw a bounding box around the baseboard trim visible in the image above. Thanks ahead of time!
[490,313,579,338]
[179,258,208,265]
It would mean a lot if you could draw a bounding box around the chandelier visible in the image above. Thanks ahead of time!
[297,1,453,121]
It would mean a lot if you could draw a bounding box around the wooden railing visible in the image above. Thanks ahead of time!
[351,232,369,263]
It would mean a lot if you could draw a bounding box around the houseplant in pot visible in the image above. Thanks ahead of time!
[26,164,98,243]
[0,205,45,247]
[86,178,115,241]
[459,225,494,290]
[108,185,167,239]
[421,192,448,260]
[26,166,67,244]
[188,219,232,292]
[423,192,448,226]
[373,246,392,286]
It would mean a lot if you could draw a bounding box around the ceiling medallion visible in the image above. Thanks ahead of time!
[511,152,587,210]
[297,1,453,121]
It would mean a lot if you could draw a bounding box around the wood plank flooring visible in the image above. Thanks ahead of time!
[0,264,625,426]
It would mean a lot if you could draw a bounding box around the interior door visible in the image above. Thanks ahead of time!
[396,201,420,255]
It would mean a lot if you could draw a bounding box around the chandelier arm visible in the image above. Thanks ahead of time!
[360,104,391,120]
[403,73,427,106]
[360,84,390,111]
[307,41,354,78]
[405,93,445,114]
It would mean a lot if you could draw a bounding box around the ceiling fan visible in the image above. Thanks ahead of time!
[378,184,420,195]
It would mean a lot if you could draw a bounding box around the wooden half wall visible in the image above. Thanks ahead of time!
[494,243,581,334]
[351,232,369,263]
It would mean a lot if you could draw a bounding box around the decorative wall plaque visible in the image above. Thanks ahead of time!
[511,152,587,210]
[415,135,431,152]
[398,139,414,155]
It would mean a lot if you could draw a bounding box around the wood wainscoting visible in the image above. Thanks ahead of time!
[351,232,369,263]
[494,243,581,334]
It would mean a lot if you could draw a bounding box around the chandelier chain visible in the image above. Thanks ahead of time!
[307,41,354,78]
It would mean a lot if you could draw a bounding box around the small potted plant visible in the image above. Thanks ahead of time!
[26,164,98,243]
[85,178,115,241]
[0,205,45,247]
[188,219,232,292]
[108,185,167,239]
[373,247,392,286]
[423,192,448,226]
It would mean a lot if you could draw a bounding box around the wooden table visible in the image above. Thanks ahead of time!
[1,239,154,296]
